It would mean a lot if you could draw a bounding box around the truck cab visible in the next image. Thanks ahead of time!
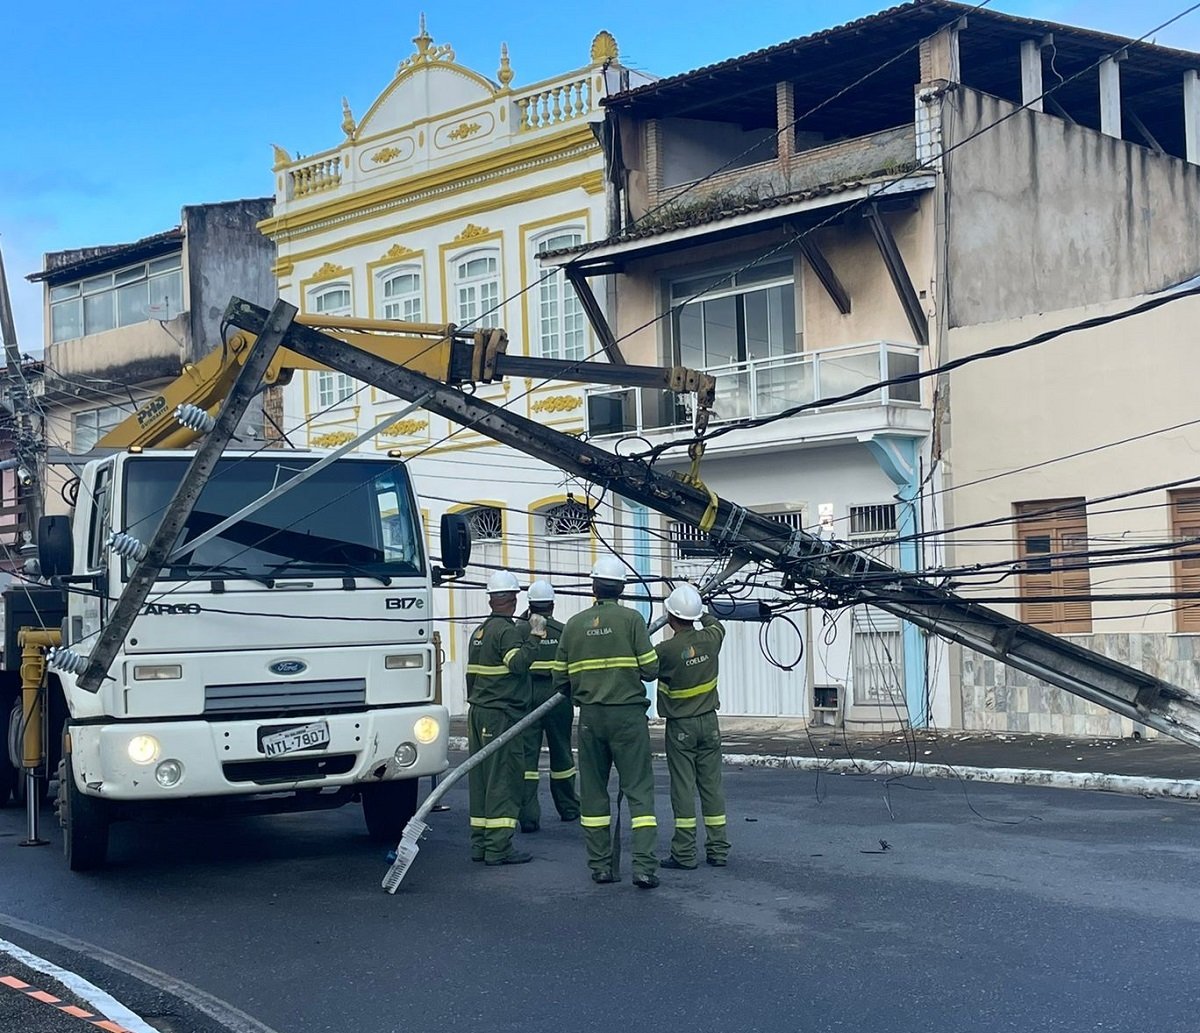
[45,448,450,868]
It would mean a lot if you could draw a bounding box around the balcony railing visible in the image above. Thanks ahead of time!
[586,341,922,438]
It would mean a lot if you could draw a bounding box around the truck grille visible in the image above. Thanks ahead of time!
[204,678,367,717]
[223,753,357,785]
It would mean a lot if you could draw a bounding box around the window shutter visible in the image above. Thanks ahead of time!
[1015,500,1091,633]
[1172,491,1200,632]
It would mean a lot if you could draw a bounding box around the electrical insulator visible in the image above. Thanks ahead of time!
[175,404,216,434]
[108,532,148,561]
[47,647,89,676]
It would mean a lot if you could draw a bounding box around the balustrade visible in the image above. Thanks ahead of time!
[514,76,592,132]
[289,155,343,199]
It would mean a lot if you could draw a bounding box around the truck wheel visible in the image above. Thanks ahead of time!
[57,733,109,871]
[2,699,20,807]
[361,779,419,844]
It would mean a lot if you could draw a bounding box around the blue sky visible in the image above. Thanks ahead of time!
[4,0,1200,352]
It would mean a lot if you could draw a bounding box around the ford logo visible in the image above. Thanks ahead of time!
[269,659,307,676]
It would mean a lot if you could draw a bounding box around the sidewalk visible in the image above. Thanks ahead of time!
[447,715,1200,797]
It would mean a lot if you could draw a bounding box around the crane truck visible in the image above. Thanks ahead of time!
[8,293,1200,871]
[0,300,715,869]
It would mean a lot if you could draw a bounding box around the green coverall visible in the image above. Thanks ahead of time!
[655,614,731,866]
[554,600,660,880]
[518,615,580,827]
[466,614,540,863]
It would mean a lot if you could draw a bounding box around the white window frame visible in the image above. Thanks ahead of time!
[377,264,423,323]
[452,249,501,330]
[50,252,184,343]
[73,404,127,452]
[533,229,587,361]
[308,283,355,409]
[667,259,796,368]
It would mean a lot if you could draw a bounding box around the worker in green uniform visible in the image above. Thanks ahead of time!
[466,570,545,866]
[655,584,730,869]
[554,555,661,889]
[518,580,580,832]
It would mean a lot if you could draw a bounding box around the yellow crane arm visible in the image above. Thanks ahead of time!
[98,317,464,449]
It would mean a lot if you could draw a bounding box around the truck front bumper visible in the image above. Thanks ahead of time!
[68,706,450,800]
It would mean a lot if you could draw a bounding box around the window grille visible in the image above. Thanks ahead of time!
[466,505,503,542]
[543,499,591,536]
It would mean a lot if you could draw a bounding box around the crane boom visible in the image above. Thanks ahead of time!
[223,297,1200,750]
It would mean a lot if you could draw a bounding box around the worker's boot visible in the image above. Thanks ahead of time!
[486,850,533,866]
[661,856,696,871]
[591,871,620,884]
[632,873,660,889]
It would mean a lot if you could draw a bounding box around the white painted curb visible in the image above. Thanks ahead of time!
[0,935,160,1033]
[719,753,1200,800]
[449,735,1200,799]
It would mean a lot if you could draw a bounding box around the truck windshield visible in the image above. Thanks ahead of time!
[122,457,424,581]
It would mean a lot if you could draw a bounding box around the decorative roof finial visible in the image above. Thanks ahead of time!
[272,144,291,170]
[497,42,514,88]
[590,30,619,65]
[414,12,433,57]
[341,97,357,140]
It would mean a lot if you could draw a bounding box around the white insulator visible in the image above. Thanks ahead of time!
[47,647,89,676]
[108,531,148,561]
[175,404,216,434]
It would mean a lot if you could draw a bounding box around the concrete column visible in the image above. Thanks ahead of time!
[1185,69,1200,163]
[862,435,928,729]
[1099,56,1122,138]
[644,119,662,201]
[776,81,796,164]
[1020,39,1043,112]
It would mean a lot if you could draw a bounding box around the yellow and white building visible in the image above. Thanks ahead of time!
[261,19,645,713]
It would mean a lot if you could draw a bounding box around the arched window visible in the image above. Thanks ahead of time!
[379,266,422,323]
[308,283,354,408]
[543,498,592,536]
[453,250,501,329]
[466,505,503,542]
[534,230,586,361]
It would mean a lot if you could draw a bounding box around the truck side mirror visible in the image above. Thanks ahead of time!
[38,515,74,578]
[436,513,472,581]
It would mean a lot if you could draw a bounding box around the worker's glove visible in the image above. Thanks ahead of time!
[528,613,548,639]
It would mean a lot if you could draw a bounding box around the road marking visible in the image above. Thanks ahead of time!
[0,914,284,1033]
[0,935,156,1033]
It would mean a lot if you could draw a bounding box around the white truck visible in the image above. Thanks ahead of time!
[30,446,464,869]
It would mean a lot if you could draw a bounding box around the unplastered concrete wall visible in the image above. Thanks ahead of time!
[945,88,1200,327]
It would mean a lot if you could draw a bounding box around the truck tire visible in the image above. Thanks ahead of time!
[361,778,419,844]
[1,699,19,806]
[57,731,110,871]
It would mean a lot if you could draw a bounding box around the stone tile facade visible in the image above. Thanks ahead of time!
[959,634,1200,738]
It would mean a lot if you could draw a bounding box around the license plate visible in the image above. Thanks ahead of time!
[260,720,331,757]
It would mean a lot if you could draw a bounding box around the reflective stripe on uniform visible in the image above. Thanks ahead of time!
[524,771,540,780]
[636,650,658,666]
[502,648,521,668]
[674,817,697,829]
[529,660,556,671]
[566,656,641,675]
[550,660,568,671]
[467,664,509,676]
[550,767,577,780]
[485,817,518,829]
[703,814,727,826]
[470,816,488,828]
[580,814,611,828]
[658,677,718,700]
[630,815,657,829]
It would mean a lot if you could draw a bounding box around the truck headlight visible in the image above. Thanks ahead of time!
[385,654,425,670]
[393,742,418,767]
[127,735,160,764]
[413,716,440,744]
[133,664,182,681]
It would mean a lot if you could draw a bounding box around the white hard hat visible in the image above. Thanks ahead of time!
[527,580,555,603]
[486,570,521,594]
[590,555,627,583]
[665,584,703,621]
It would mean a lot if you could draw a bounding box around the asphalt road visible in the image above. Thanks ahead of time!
[2,760,1199,1033]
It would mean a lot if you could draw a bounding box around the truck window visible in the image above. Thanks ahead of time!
[86,465,112,572]
[121,457,424,581]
